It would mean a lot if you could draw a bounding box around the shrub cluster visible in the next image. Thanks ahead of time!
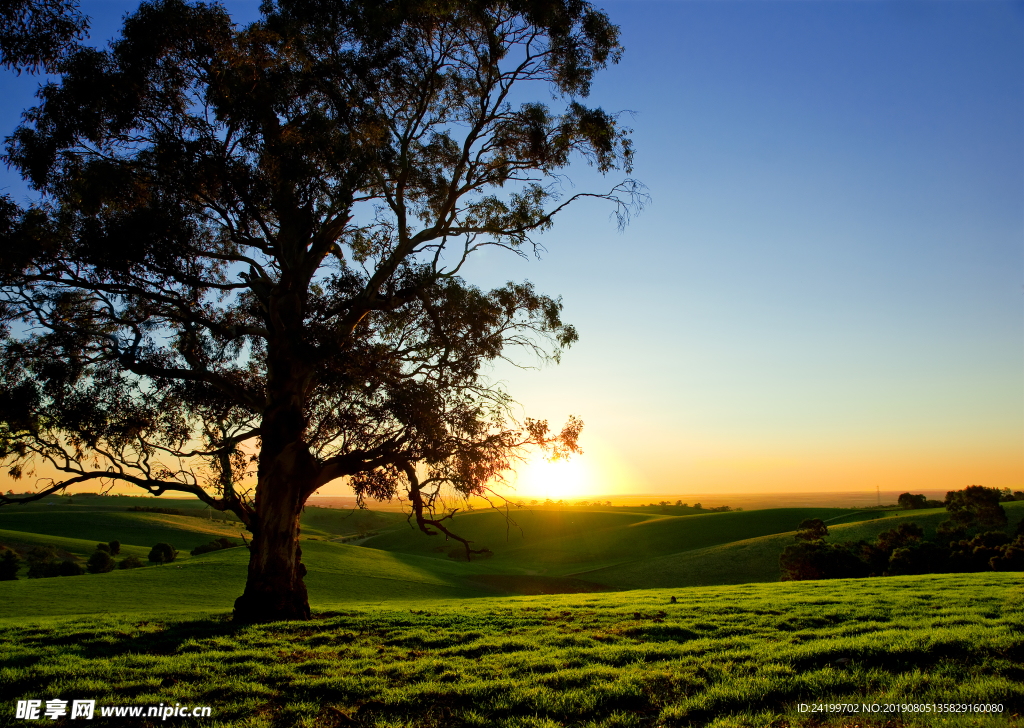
[148,543,178,563]
[7,539,158,579]
[190,537,240,556]
[781,487,1023,581]
[1,547,22,580]
[23,546,85,578]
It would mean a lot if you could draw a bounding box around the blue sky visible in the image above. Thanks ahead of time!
[2,1,1021,498]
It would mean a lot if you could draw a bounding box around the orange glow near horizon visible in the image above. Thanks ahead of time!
[515,455,591,501]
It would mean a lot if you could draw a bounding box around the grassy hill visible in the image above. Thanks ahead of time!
[1,572,1020,727]
[585,502,1024,589]
[362,506,893,574]
[1,499,1021,622]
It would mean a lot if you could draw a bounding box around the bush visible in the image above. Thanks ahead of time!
[887,541,946,576]
[780,541,867,581]
[118,555,144,570]
[95,542,110,553]
[944,486,1007,530]
[795,519,828,541]
[0,548,20,580]
[27,546,60,564]
[897,493,927,510]
[58,559,85,576]
[108,540,121,556]
[190,537,240,556]
[27,561,61,578]
[990,536,1024,571]
[86,550,115,574]
[148,543,177,564]
[948,531,1012,573]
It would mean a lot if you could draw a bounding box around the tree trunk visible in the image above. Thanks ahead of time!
[233,286,318,623]
[233,363,317,621]
[232,445,313,622]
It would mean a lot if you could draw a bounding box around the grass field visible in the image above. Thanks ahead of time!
[1,572,1020,727]
[1,496,1022,726]
[584,505,1024,589]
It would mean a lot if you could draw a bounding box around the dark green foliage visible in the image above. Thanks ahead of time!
[0,548,19,580]
[26,545,59,563]
[779,540,867,581]
[794,518,828,541]
[990,535,1024,571]
[86,549,114,574]
[886,541,947,576]
[26,560,60,578]
[107,540,120,555]
[897,492,927,509]
[0,0,88,73]
[57,559,84,576]
[948,531,1013,573]
[190,537,239,556]
[148,543,177,564]
[943,485,1008,530]
[936,518,967,543]
[875,522,924,552]
[24,545,72,578]
[782,502,1024,581]
[117,555,144,570]
[94,542,110,553]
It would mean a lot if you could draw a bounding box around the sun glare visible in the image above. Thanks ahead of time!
[523,456,590,502]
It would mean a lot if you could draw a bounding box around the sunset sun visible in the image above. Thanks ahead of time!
[522,456,591,502]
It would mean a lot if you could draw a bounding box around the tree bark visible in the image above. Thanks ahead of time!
[232,442,313,622]
[233,290,317,622]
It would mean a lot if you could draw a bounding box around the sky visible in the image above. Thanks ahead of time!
[1,1,1022,502]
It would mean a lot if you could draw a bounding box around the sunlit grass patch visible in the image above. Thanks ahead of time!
[1,572,1021,727]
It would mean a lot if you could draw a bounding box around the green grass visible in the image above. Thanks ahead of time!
[0,503,247,553]
[1,573,1020,727]
[581,502,1024,589]
[0,539,534,621]
[363,507,891,576]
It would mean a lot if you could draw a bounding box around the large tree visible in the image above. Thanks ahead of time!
[0,0,640,621]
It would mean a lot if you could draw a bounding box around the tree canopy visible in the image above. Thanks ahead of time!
[0,0,88,73]
[0,0,641,621]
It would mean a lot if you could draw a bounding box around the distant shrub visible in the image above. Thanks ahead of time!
[944,486,1007,531]
[108,540,121,556]
[886,541,946,576]
[948,531,1012,573]
[58,559,85,576]
[0,548,19,580]
[148,543,177,564]
[794,519,828,542]
[190,537,240,556]
[990,536,1024,571]
[27,561,61,578]
[95,543,110,553]
[86,550,115,574]
[780,541,867,581]
[897,493,928,510]
[27,546,60,564]
[118,555,144,570]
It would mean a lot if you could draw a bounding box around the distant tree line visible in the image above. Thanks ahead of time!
[781,486,1023,581]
